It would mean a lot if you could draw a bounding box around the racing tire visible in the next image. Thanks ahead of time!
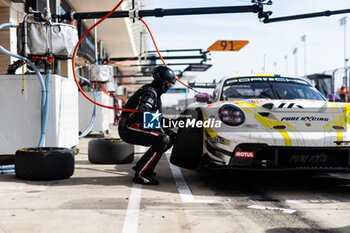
[170,109,203,170]
[88,138,134,164]
[15,147,75,181]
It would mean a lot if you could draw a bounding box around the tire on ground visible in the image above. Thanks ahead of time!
[88,138,134,164]
[170,109,203,170]
[15,147,75,181]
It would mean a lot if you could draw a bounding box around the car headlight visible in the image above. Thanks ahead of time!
[218,104,245,126]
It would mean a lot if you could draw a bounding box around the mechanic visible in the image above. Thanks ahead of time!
[339,84,349,102]
[118,66,176,185]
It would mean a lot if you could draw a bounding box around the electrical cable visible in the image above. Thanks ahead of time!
[71,0,137,113]
[139,18,202,94]
[101,83,113,97]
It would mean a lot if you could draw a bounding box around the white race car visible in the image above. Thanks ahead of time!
[170,75,350,170]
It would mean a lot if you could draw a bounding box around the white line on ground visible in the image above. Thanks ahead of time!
[165,153,347,205]
[121,183,142,233]
[165,153,219,203]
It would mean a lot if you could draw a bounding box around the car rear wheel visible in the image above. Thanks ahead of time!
[15,147,75,181]
[170,109,203,170]
[88,138,134,164]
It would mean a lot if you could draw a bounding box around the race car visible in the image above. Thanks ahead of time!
[170,75,350,170]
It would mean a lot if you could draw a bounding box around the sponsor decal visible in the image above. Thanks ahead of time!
[143,110,161,129]
[243,124,258,128]
[305,123,311,127]
[249,99,269,104]
[235,151,254,158]
[207,136,225,144]
[226,77,308,85]
[278,103,303,109]
[289,154,327,165]
[280,116,329,122]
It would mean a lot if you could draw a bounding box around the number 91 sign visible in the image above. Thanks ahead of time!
[207,40,249,52]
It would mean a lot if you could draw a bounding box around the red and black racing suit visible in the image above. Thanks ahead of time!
[118,84,172,178]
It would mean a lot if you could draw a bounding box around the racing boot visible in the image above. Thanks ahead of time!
[132,166,157,177]
[132,176,159,185]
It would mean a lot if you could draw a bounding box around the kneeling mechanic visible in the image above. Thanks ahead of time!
[118,66,176,185]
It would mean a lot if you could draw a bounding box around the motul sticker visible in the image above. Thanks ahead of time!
[235,151,254,158]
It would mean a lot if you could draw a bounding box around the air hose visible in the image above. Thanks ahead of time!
[0,165,14,175]
[0,22,48,147]
[38,71,51,147]
[76,67,97,138]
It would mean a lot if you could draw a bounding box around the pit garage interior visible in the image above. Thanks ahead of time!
[1,0,350,232]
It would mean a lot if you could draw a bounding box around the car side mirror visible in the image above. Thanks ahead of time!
[328,94,340,102]
[195,93,210,103]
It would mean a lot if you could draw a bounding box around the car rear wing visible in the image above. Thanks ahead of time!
[188,81,216,89]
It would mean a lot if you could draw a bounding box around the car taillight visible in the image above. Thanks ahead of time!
[218,105,245,126]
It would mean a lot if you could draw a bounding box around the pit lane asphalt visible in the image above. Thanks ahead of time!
[0,126,350,233]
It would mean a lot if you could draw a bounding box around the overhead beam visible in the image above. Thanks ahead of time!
[264,8,350,23]
[109,55,207,61]
[145,49,203,53]
[54,5,260,20]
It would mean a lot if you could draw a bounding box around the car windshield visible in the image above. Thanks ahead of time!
[221,77,326,101]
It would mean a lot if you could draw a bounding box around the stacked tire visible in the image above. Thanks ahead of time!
[15,147,75,181]
[88,138,134,164]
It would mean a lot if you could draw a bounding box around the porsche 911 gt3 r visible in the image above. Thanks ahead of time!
[170,75,350,170]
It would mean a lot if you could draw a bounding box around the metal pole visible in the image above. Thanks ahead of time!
[110,55,207,61]
[344,18,347,87]
[145,49,203,53]
[263,53,266,74]
[55,0,61,75]
[58,5,259,20]
[55,0,60,22]
[293,48,298,76]
[340,17,348,87]
[99,40,103,64]
[346,66,350,91]
[45,0,51,20]
[139,32,143,56]
[129,63,207,67]
[94,19,98,64]
[284,56,288,75]
[332,68,340,94]
[301,35,306,77]
[264,9,350,23]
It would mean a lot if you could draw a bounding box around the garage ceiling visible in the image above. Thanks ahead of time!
[66,0,141,59]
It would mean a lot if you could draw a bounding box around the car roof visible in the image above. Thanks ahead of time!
[220,75,308,83]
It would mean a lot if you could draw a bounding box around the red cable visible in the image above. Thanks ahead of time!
[139,18,197,92]
[139,18,167,67]
[71,0,137,113]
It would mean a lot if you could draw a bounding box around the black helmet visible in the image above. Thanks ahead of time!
[153,66,176,83]
[152,66,176,93]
